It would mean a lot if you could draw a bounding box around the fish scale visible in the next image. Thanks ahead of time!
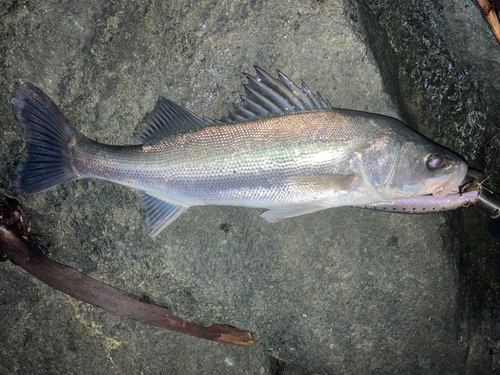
[12,67,467,237]
[74,111,366,203]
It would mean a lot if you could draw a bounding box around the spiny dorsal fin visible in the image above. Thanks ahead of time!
[137,67,333,140]
[221,66,332,122]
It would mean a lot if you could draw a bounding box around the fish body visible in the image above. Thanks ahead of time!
[13,67,467,236]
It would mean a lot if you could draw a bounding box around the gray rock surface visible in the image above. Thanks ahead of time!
[362,1,500,373]
[0,0,499,374]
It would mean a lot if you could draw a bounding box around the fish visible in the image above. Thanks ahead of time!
[12,66,468,237]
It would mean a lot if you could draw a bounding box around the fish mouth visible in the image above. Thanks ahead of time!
[423,162,468,198]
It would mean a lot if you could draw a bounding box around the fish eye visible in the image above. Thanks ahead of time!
[425,153,442,170]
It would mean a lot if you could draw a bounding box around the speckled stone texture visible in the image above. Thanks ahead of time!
[0,0,499,374]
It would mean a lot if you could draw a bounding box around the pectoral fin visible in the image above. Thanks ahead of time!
[260,204,329,223]
[287,174,356,191]
[138,191,187,237]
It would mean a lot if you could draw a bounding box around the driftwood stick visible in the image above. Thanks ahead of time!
[476,0,500,43]
[0,199,254,346]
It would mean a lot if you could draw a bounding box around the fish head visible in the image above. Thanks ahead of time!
[391,141,468,198]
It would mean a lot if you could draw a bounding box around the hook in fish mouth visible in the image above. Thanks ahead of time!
[424,163,468,198]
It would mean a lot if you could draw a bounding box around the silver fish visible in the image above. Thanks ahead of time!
[12,67,468,236]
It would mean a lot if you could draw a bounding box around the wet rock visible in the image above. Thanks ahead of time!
[0,0,499,373]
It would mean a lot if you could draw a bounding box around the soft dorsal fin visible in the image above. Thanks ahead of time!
[137,67,333,141]
[136,98,216,143]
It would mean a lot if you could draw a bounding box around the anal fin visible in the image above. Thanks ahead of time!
[138,191,187,237]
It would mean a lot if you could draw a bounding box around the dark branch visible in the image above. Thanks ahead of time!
[0,198,254,346]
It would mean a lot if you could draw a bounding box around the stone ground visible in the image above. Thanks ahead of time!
[0,0,499,374]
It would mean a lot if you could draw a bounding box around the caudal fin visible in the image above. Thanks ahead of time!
[12,81,78,193]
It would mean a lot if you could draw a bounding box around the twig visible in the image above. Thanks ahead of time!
[0,198,254,346]
[476,0,500,43]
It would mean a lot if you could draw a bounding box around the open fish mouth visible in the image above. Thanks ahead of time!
[424,163,468,198]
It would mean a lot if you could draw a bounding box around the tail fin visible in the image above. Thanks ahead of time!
[12,81,78,193]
